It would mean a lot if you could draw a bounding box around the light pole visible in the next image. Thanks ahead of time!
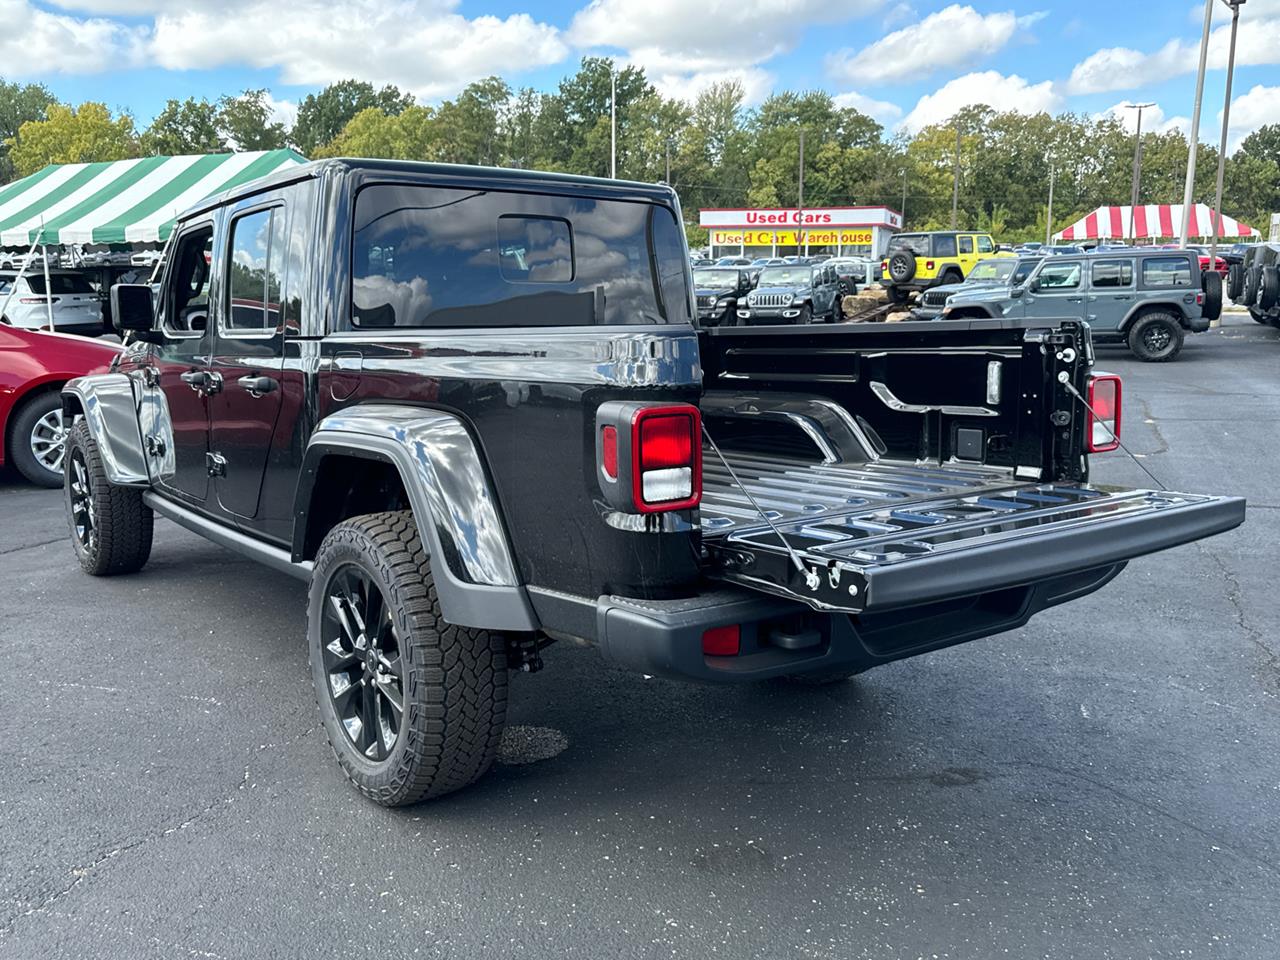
[797,129,806,255]
[951,123,960,229]
[1045,163,1056,248]
[1210,0,1246,262]
[899,167,907,225]
[1180,0,1215,247]
[1124,102,1155,242]
[609,66,617,179]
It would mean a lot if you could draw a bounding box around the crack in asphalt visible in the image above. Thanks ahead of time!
[1196,542,1280,698]
[0,536,63,557]
[0,722,319,939]
[1137,397,1170,456]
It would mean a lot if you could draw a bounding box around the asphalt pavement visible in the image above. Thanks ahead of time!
[1,314,1278,959]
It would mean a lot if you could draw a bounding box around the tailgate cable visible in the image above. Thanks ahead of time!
[1063,380,1168,492]
[701,423,820,590]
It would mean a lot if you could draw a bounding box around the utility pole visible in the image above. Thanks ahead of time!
[1210,0,1246,262]
[609,67,617,179]
[664,139,671,184]
[1125,102,1155,242]
[951,123,960,229]
[797,129,806,256]
[900,167,907,226]
[1180,0,1215,247]
[1045,164,1056,248]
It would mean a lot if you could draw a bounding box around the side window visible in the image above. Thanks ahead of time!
[649,205,691,322]
[1038,262,1082,290]
[1142,256,1193,287]
[1092,259,1134,288]
[225,207,285,334]
[976,235,994,254]
[934,235,958,257]
[959,236,974,255]
[162,226,214,335]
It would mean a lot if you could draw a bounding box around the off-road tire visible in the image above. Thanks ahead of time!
[939,269,963,286]
[309,511,508,806]
[887,285,910,305]
[1248,306,1272,325]
[795,304,812,325]
[888,250,916,283]
[9,391,65,487]
[64,419,153,575]
[1127,311,1185,363]
[1243,266,1261,306]
[1201,269,1223,321]
[1259,266,1280,312]
[1227,263,1244,301]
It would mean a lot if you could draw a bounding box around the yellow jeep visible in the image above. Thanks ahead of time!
[880,231,998,303]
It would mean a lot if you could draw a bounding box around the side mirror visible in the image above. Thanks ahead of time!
[1027,278,1041,292]
[111,283,163,342]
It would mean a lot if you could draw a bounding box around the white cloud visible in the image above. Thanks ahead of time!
[649,67,775,107]
[0,0,144,75]
[146,1,567,100]
[899,71,1062,133]
[261,92,298,131]
[832,90,903,123]
[828,4,1042,87]
[569,0,881,105]
[1222,84,1280,151]
[1068,3,1280,95]
[1095,102,1189,138]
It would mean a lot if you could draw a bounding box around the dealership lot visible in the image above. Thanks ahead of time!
[1,316,1278,959]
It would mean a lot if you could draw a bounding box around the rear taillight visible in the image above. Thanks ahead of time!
[19,296,58,304]
[701,624,740,657]
[596,402,702,513]
[1086,375,1121,453]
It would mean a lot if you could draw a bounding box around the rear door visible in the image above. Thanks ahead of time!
[1087,258,1135,334]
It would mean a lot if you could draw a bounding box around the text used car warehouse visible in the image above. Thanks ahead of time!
[700,205,903,259]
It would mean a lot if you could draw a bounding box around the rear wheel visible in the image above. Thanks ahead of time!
[9,391,67,488]
[1243,266,1261,306]
[1259,266,1280,311]
[1127,312,1185,363]
[64,420,153,575]
[1228,263,1244,301]
[309,511,508,806]
[887,285,909,305]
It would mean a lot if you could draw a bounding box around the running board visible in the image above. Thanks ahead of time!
[143,492,312,582]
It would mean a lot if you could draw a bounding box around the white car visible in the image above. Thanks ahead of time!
[0,270,103,336]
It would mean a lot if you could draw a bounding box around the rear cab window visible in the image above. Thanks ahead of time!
[348,184,690,329]
[934,235,958,257]
[892,234,931,257]
[1142,256,1193,288]
[1092,260,1134,288]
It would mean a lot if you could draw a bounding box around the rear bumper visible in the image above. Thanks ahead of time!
[528,565,1128,683]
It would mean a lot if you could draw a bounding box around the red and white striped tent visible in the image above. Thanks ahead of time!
[1054,204,1259,242]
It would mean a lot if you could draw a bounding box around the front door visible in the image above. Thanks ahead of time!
[150,223,216,505]
[1086,258,1136,334]
[209,204,287,521]
[1025,259,1087,321]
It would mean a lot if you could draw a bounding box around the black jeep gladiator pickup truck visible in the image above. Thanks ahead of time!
[61,159,1244,806]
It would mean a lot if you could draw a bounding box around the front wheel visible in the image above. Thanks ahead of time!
[64,420,153,575]
[9,391,67,487]
[795,304,812,325]
[1128,312,1185,363]
[309,511,508,806]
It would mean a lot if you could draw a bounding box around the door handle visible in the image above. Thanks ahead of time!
[180,370,222,394]
[1065,297,1083,302]
[237,375,278,398]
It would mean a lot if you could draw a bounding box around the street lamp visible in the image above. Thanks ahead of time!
[1180,0,1215,247]
[609,66,617,179]
[899,167,907,225]
[1123,102,1155,242]
[1210,0,1246,263]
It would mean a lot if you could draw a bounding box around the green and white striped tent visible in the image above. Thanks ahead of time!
[0,149,306,248]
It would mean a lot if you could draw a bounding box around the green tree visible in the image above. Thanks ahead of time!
[314,106,440,161]
[0,78,60,182]
[7,102,138,177]
[291,80,415,156]
[218,89,288,151]
[433,77,511,166]
[141,97,223,155]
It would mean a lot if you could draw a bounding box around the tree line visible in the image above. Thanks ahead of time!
[3,60,1279,245]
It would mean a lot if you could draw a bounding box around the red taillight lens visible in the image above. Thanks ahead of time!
[601,425,618,480]
[632,406,701,512]
[640,414,694,469]
[926,260,935,270]
[701,624,740,656]
[1086,375,1121,453]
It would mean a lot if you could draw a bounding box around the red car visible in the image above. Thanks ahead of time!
[1,325,120,487]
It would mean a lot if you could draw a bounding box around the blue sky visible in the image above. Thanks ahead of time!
[7,0,1279,147]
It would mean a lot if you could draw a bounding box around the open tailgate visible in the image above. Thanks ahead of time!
[701,452,1246,614]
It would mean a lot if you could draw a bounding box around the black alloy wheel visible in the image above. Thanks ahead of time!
[320,563,405,762]
[68,447,96,555]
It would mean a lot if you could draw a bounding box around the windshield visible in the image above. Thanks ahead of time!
[757,266,812,286]
[693,268,740,288]
[968,259,1016,282]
